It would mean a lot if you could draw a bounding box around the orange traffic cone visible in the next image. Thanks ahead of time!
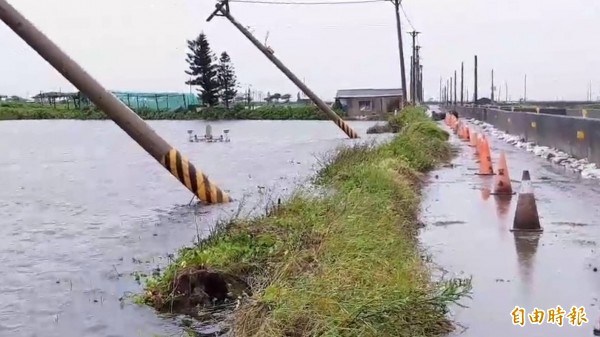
[491,151,515,195]
[511,170,542,232]
[477,138,494,175]
[470,131,478,147]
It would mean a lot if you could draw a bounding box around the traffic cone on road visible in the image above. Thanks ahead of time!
[492,151,514,195]
[470,131,478,147]
[593,313,600,336]
[477,138,494,175]
[511,170,542,232]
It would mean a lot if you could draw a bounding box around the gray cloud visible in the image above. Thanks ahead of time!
[1,0,599,101]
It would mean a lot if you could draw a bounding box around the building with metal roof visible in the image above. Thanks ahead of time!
[335,88,403,118]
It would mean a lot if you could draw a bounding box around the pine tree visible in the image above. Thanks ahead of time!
[216,52,238,109]
[185,33,219,107]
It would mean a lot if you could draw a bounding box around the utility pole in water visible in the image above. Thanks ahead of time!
[207,0,359,138]
[393,0,408,108]
[460,62,464,106]
[0,0,231,204]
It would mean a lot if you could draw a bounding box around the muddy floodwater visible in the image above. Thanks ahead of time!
[0,119,382,337]
[421,116,600,337]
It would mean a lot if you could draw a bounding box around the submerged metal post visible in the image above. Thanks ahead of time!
[0,0,231,204]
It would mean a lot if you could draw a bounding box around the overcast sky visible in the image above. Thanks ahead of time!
[1,0,599,101]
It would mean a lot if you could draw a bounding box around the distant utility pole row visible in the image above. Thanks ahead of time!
[391,0,422,107]
[407,31,423,105]
[441,55,479,106]
[391,0,407,107]
[204,0,421,112]
[440,55,537,106]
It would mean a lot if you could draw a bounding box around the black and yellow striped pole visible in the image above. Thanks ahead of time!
[208,0,359,139]
[0,0,230,204]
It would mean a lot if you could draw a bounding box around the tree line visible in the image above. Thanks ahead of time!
[185,32,238,109]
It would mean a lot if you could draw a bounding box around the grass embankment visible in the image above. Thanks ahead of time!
[0,102,350,120]
[366,106,429,134]
[142,107,470,336]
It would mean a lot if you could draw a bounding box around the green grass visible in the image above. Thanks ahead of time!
[141,107,468,336]
[367,106,439,134]
[0,102,350,120]
[0,102,106,120]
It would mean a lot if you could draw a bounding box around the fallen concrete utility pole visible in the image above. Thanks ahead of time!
[0,0,231,204]
[207,0,359,139]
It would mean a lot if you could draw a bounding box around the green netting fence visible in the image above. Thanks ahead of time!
[111,92,201,112]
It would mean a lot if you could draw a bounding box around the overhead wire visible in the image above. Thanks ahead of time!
[229,0,386,5]
[399,2,415,31]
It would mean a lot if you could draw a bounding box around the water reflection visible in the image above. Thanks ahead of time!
[481,187,491,201]
[514,233,542,297]
[494,194,512,220]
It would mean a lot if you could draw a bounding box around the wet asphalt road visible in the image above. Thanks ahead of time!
[420,115,600,337]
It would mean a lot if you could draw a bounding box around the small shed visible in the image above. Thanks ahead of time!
[335,88,403,118]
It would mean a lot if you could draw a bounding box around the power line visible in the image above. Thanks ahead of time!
[247,23,395,30]
[399,3,415,30]
[230,0,385,5]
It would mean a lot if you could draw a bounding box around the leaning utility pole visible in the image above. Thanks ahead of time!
[393,0,408,108]
[0,0,231,204]
[439,77,442,103]
[408,31,419,105]
[460,62,464,105]
[474,55,478,105]
[207,0,358,138]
